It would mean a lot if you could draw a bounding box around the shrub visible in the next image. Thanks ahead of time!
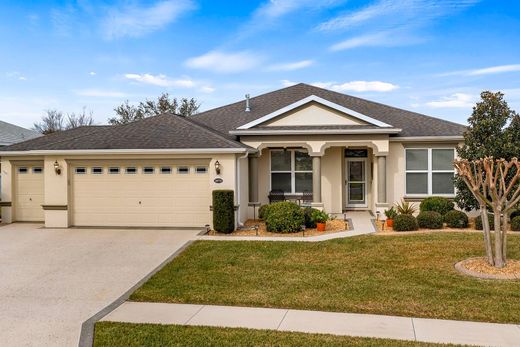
[444,210,469,228]
[265,201,304,233]
[512,216,520,232]
[384,207,398,219]
[258,204,271,220]
[303,207,318,228]
[510,210,520,220]
[311,209,329,224]
[417,211,443,229]
[419,197,454,216]
[212,190,235,233]
[475,213,495,230]
[393,214,419,231]
[396,200,417,215]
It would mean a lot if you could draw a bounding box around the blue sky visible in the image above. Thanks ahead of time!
[1,0,519,128]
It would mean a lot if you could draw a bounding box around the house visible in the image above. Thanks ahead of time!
[0,83,466,228]
[0,120,40,147]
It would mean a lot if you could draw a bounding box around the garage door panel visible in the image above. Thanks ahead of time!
[14,166,44,222]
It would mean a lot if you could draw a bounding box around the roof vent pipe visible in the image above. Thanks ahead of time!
[245,94,251,112]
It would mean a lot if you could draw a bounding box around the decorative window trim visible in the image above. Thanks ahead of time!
[75,167,87,174]
[160,166,172,174]
[405,148,455,197]
[32,167,43,174]
[177,166,190,174]
[92,167,103,174]
[143,167,155,174]
[18,167,28,174]
[195,166,208,174]
[125,167,137,174]
[108,167,120,174]
[270,149,313,194]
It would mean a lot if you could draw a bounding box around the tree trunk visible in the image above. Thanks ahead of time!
[481,206,494,266]
[502,211,509,262]
[493,211,505,268]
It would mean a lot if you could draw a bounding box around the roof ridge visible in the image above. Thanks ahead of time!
[7,126,108,150]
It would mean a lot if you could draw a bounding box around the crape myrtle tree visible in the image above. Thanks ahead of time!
[33,107,94,134]
[108,93,200,125]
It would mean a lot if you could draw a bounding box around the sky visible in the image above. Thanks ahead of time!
[1,0,519,129]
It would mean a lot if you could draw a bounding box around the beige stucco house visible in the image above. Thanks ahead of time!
[0,83,466,228]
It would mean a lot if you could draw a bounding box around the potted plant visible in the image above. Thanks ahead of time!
[311,210,329,232]
[384,207,398,228]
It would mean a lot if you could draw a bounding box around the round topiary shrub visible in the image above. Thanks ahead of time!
[419,197,454,216]
[265,201,305,233]
[303,207,318,228]
[393,214,419,231]
[417,211,443,229]
[258,204,272,220]
[475,213,495,230]
[511,216,520,232]
[212,190,235,233]
[444,210,469,228]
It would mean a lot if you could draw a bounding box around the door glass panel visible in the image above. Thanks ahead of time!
[348,183,365,203]
[349,161,364,181]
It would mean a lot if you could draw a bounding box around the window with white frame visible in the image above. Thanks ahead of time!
[405,148,455,196]
[270,149,312,194]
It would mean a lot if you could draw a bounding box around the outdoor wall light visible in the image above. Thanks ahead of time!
[214,160,221,175]
[54,160,61,175]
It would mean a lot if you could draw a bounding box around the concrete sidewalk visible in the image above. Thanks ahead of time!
[101,302,520,347]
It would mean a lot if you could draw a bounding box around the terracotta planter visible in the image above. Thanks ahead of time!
[316,222,326,232]
[386,219,394,228]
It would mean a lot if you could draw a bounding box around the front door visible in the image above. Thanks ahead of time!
[346,158,368,208]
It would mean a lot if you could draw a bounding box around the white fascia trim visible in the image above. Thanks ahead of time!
[390,136,463,142]
[230,128,402,135]
[236,95,393,129]
[0,148,249,156]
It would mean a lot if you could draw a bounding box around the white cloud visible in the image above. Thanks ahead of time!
[199,86,216,93]
[75,89,127,98]
[185,50,263,74]
[267,60,314,71]
[124,73,214,92]
[102,0,194,39]
[256,0,344,19]
[89,71,96,76]
[312,81,399,92]
[330,32,390,51]
[425,93,475,108]
[281,79,298,87]
[440,64,520,77]
[6,71,27,81]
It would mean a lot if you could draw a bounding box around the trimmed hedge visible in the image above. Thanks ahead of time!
[444,210,469,228]
[265,202,304,233]
[259,204,271,220]
[511,210,520,220]
[212,190,235,233]
[393,214,419,231]
[419,197,454,216]
[475,213,495,230]
[417,211,443,229]
[512,216,520,232]
[303,207,318,228]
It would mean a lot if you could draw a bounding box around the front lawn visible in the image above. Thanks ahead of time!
[130,233,520,323]
[94,322,456,347]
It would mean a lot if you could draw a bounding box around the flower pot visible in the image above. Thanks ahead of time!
[316,222,326,232]
[386,219,394,228]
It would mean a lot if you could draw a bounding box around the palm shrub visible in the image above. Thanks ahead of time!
[419,197,454,216]
[444,210,469,228]
[396,200,417,215]
[384,207,398,219]
[417,211,443,229]
[512,216,520,232]
[393,214,419,231]
[212,190,235,233]
[265,201,304,233]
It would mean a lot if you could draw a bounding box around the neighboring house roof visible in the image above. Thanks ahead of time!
[1,114,249,152]
[192,83,467,138]
[0,120,41,146]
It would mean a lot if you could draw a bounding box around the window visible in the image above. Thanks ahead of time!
[125,167,137,174]
[32,167,43,174]
[18,167,28,174]
[196,166,208,174]
[270,149,312,194]
[160,166,172,174]
[92,167,103,174]
[143,167,154,174]
[405,148,455,196]
[75,167,86,174]
[345,149,368,158]
[177,166,189,174]
[108,167,120,174]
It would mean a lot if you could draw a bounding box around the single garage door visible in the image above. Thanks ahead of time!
[14,164,44,222]
[70,160,211,227]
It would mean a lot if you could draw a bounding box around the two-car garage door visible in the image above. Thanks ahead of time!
[70,160,211,227]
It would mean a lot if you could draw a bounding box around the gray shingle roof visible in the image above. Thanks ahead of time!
[0,120,40,146]
[192,83,467,138]
[1,114,248,152]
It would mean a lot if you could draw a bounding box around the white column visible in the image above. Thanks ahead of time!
[377,155,387,204]
[248,155,259,203]
[312,156,322,204]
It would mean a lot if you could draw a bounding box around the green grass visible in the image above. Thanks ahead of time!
[94,322,457,347]
[130,233,520,324]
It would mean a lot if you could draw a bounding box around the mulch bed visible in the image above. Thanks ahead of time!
[455,257,520,280]
[208,219,348,237]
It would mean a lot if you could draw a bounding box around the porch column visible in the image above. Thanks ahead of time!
[376,155,387,204]
[248,155,259,203]
[312,156,322,204]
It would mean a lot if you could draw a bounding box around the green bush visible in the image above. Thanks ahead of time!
[393,214,419,231]
[212,190,235,233]
[510,210,520,220]
[475,213,495,230]
[419,197,454,216]
[511,216,520,232]
[265,202,304,233]
[311,209,329,223]
[303,207,318,228]
[417,211,443,229]
[258,204,272,220]
[444,210,469,228]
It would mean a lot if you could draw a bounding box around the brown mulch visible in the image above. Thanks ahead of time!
[208,219,348,237]
[456,257,520,280]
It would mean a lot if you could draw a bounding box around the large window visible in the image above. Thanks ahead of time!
[405,148,455,196]
[270,149,312,194]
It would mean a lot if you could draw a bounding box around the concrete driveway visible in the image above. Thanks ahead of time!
[0,223,200,347]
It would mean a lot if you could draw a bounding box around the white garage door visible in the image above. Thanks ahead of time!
[14,164,44,222]
[71,160,211,227]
